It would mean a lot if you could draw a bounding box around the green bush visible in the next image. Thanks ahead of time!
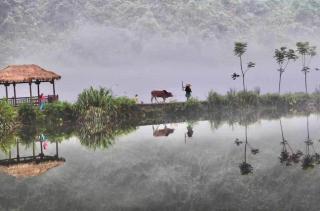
[18,103,43,124]
[75,87,115,113]
[44,101,76,123]
[0,101,16,130]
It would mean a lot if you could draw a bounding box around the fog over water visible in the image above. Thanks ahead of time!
[1,0,320,102]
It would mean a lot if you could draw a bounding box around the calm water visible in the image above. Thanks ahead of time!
[1,114,320,211]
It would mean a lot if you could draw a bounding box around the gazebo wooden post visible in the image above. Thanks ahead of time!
[36,80,40,98]
[52,80,56,96]
[32,141,35,158]
[16,139,20,161]
[29,82,33,104]
[55,141,59,158]
[13,83,17,106]
[40,140,44,158]
[4,83,9,99]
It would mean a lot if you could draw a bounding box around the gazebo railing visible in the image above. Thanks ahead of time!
[1,95,59,106]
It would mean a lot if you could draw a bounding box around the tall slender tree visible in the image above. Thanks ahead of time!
[274,47,298,94]
[233,42,255,92]
[296,42,317,93]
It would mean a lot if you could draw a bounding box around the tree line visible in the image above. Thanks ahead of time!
[233,42,319,94]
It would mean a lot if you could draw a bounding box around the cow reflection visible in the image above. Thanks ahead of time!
[235,125,259,175]
[152,125,175,137]
[279,119,303,166]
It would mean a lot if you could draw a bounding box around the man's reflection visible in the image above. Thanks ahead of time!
[185,124,194,144]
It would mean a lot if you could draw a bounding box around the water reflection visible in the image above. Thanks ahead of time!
[0,137,65,178]
[235,124,260,175]
[152,125,175,137]
[184,123,194,144]
[74,119,137,150]
[1,111,320,180]
[301,116,320,170]
[279,119,303,166]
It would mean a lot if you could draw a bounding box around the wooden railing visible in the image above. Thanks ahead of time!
[0,95,59,106]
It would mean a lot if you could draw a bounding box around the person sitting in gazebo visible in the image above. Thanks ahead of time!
[39,93,46,110]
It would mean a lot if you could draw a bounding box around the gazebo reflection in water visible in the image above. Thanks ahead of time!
[0,64,61,106]
[0,136,65,178]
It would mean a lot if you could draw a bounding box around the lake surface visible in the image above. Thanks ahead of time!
[1,114,320,211]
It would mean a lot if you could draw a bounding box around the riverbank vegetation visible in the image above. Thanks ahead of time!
[207,90,320,111]
[1,87,320,133]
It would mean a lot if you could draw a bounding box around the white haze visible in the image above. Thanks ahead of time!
[1,0,320,102]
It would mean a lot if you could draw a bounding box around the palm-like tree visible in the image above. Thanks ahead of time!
[233,42,255,92]
[274,47,298,94]
[296,42,317,93]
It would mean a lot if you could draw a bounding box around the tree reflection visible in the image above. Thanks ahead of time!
[279,119,303,166]
[75,120,137,150]
[301,116,320,170]
[235,124,259,175]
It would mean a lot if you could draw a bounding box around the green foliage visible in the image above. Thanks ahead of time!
[0,101,16,130]
[234,42,247,57]
[17,103,44,124]
[44,101,76,123]
[0,131,16,154]
[75,87,115,113]
[76,121,137,150]
[274,47,297,66]
[75,87,141,123]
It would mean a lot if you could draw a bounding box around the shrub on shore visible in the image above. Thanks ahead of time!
[44,101,76,123]
[17,103,44,124]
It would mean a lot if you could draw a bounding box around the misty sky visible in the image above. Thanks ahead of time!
[1,0,320,102]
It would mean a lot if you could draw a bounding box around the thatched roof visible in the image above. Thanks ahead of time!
[0,64,61,84]
[0,160,65,178]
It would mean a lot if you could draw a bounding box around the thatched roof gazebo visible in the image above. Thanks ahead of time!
[0,64,61,106]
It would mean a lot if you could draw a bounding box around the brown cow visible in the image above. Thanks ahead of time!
[151,90,173,103]
[152,125,175,137]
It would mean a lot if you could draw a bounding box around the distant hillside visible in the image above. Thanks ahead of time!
[1,0,320,65]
